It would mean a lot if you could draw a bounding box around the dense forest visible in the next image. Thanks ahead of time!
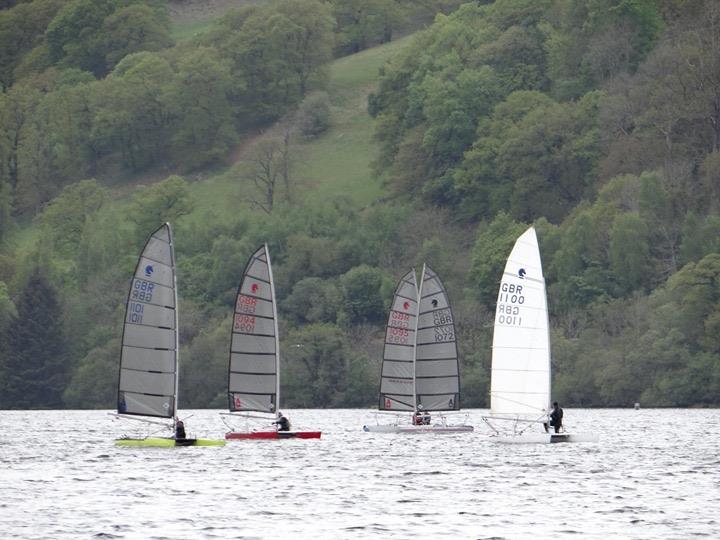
[0,0,719,410]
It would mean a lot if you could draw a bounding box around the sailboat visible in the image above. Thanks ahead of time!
[481,226,598,443]
[363,264,473,433]
[114,223,225,447]
[222,244,321,440]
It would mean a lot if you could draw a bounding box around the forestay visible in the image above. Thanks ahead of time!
[416,265,460,411]
[490,227,550,419]
[228,244,279,414]
[379,269,418,411]
[117,223,178,419]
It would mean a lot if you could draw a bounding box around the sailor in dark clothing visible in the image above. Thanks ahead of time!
[413,405,431,425]
[549,402,563,433]
[174,419,186,439]
[273,412,291,432]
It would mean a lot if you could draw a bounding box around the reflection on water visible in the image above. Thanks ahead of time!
[1,409,719,539]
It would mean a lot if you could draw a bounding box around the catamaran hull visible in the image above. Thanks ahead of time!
[363,424,474,434]
[225,431,322,440]
[494,432,599,444]
[115,437,226,447]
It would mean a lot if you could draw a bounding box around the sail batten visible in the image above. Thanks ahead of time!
[228,244,280,414]
[490,227,551,418]
[117,223,178,420]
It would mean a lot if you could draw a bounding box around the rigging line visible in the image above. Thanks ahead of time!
[137,253,171,267]
[393,293,417,303]
[501,273,544,286]
[122,366,174,375]
[384,342,414,348]
[416,324,453,331]
[243,274,271,286]
[128,279,173,293]
[235,293,273,303]
[232,312,275,322]
[231,330,276,338]
[122,344,175,352]
[119,389,172,398]
[124,320,175,331]
[125,299,175,310]
[419,291,444,301]
[418,307,452,316]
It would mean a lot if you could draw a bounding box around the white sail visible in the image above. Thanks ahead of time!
[117,223,178,419]
[228,244,280,414]
[490,227,550,419]
[416,264,460,411]
[379,269,418,411]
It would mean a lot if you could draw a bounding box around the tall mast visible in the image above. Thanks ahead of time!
[413,264,424,411]
[266,243,281,415]
[168,222,179,419]
[538,228,552,413]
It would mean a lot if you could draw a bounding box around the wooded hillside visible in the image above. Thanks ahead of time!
[1,0,718,410]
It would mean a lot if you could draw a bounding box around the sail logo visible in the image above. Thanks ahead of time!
[144,265,154,277]
[431,299,438,307]
[403,301,410,311]
[518,268,526,279]
[251,283,259,294]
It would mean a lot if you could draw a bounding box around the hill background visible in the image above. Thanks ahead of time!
[1,0,719,410]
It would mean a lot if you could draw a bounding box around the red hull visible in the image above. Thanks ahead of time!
[225,430,321,440]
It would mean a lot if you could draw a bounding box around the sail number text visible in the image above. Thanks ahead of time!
[433,326,454,342]
[497,282,524,326]
[236,294,257,314]
[387,326,409,344]
[432,309,453,326]
[127,301,145,323]
[131,279,154,302]
[234,314,256,333]
[389,311,410,328]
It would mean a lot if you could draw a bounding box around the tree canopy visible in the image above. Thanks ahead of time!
[1,0,720,409]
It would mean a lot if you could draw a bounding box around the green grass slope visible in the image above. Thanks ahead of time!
[184,35,411,221]
[295,37,411,207]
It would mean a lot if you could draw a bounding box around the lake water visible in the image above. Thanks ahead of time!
[1,408,718,539]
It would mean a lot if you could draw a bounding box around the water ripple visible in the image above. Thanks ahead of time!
[2,408,720,538]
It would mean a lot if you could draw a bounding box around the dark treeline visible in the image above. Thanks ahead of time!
[1,0,719,410]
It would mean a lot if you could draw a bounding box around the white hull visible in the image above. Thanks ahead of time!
[494,432,599,444]
[363,424,473,434]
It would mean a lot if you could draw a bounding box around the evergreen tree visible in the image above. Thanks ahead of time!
[1,271,67,408]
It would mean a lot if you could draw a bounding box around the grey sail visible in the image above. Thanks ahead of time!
[379,269,418,411]
[416,264,460,411]
[117,223,178,419]
[228,244,279,414]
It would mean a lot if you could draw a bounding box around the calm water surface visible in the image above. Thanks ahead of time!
[1,408,718,539]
